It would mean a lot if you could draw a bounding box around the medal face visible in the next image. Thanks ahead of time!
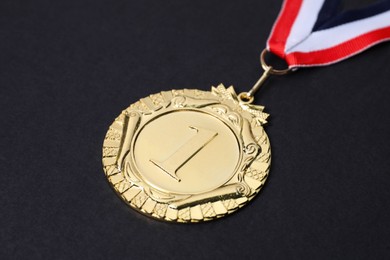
[102,85,271,222]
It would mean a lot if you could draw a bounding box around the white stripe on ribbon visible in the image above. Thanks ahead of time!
[287,9,390,53]
[285,0,325,52]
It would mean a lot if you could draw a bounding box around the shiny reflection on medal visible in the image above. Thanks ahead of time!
[133,110,240,195]
[102,85,271,222]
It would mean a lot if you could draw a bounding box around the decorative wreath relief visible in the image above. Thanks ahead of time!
[102,84,271,222]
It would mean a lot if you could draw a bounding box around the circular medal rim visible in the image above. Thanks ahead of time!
[102,87,271,223]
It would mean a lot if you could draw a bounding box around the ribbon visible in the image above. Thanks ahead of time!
[267,0,390,68]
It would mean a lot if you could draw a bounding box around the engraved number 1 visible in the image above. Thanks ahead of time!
[150,126,218,182]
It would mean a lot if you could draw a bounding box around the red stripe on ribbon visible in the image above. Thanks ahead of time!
[286,26,390,67]
[267,0,303,58]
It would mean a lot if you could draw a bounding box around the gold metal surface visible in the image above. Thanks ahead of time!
[102,84,271,222]
[246,66,273,98]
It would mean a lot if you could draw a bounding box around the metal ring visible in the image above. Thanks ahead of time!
[260,49,292,75]
[238,92,254,104]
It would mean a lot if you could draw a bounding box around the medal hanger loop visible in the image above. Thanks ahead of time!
[238,49,291,104]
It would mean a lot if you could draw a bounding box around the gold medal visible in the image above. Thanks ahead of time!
[102,85,271,222]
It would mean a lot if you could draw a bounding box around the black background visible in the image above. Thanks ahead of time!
[1,0,390,259]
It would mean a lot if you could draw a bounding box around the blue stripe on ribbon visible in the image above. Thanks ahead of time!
[313,0,390,32]
[313,0,343,31]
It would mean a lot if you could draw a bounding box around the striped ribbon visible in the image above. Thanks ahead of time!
[267,0,390,68]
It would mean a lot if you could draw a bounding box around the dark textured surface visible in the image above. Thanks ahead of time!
[1,0,390,259]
